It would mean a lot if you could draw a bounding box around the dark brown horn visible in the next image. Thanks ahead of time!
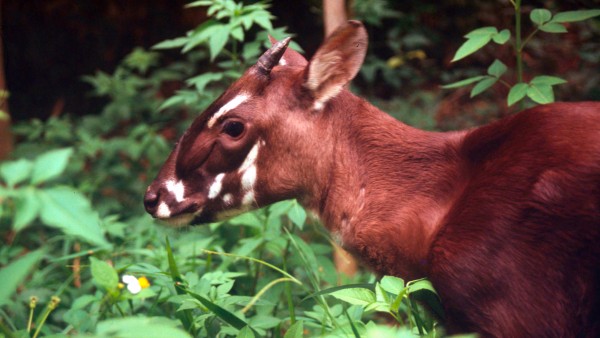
[256,37,291,75]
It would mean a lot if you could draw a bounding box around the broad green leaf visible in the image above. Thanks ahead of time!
[380,276,405,295]
[0,250,44,306]
[152,37,189,50]
[492,29,511,44]
[237,326,256,338]
[13,188,41,231]
[230,26,245,42]
[288,200,307,229]
[209,25,230,61]
[408,279,444,320]
[452,34,494,62]
[441,75,486,89]
[530,8,552,25]
[507,83,529,106]
[539,23,568,33]
[552,9,600,23]
[182,20,219,53]
[464,26,498,38]
[186,72,224,92]
[96,317,192,338]
[527,84,554,104]
[487,59,507,78]
[470,77,498,98]
[185,0,213,8]
[0,159,33,187]
[90,257,119,291]
[330,288,376,306]
[253,11,273,31]
[530,75,567,86]
[30,148,73,185]
[283,321,303,338]
[37,186,110,247]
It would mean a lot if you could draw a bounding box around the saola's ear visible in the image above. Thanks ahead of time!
[305,20,367,110]
[268,35,308,67]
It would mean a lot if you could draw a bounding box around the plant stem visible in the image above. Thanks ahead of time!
[514,0,523,84]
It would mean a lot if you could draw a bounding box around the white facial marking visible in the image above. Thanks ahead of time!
[156,202,171,218]
[208,173,225,199]
[238,142,260,173]
[279,57,287,66]
[166,180,185,202]
[241,166,257,191]
[222,193,233,205]
[242,190,255,206]
[207,93,249,128]
[313,100,324,111]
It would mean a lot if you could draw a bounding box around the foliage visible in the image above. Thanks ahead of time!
[0,1,444,337]
[443,3,600,107]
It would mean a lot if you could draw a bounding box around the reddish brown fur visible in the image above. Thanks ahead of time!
[145,22,600,336]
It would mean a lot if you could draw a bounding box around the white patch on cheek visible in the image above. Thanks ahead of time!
[238,142,260,173]
[156,202,171,218]
[279,57,287,66]
[166,180,185,202]
[222,193,233,205]
[208,173,225,199]
[241,166,256,191]
[242,190,255,206]
[207,93,249,129]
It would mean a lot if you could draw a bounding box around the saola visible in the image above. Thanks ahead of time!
[144,21,600,336]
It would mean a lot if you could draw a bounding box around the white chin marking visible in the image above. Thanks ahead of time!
[279,58,287,66]
[156,202,171,218]
[207,93,249,129]
[166,180,185,202]
[313,100,324,111]
[208,173,225,199]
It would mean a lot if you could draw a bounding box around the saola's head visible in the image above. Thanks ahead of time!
[144,21,367,226]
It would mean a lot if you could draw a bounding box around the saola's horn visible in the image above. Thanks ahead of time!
[256,37,291,75]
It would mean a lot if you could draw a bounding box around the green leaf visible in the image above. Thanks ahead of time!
[441,75,486,89]
[530,75,567,86]
[470,77,498,98]
[464,26,498,38]
[487,59,507,78]
[530,8,552,25]
[527,84,555,104]
[283,321,303,338]
[330,288,376,306]
[507,83,529,106]
[552,9,600,23]
[237,326,255,338]
[37,186,110,247]
[152,37,189,50]
[408,279,444,320]
[301,283,375,303]
[230,26,244,42]
[0,159,33,187]
[209,25,230,61]
[90,257,119,292]
[13,188,41,231]
[0,250,44,306]
[452,33,494,62]
[539,23,568,33]
[288,200,307,229]
[30,148,73,185]
[183,287,258,333]
[186,72,224,92]
[380,276,405,295]
[96,317,192,338]
[492,29,511,44]
[253,11,273,31]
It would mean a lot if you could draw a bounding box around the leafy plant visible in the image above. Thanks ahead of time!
[443,3,600,106]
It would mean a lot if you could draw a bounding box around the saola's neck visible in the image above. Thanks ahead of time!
[313,91,466,278]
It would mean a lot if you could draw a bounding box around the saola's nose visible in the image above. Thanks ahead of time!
[144,187,161,215]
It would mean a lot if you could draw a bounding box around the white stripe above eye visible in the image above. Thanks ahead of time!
[207,93,249,129]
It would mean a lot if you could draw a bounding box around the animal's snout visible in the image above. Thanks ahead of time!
[143,186,162,216]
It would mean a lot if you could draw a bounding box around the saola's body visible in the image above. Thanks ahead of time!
[145,21,600,336]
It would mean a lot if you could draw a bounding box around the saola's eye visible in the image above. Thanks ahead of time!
[222,121,245,138]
